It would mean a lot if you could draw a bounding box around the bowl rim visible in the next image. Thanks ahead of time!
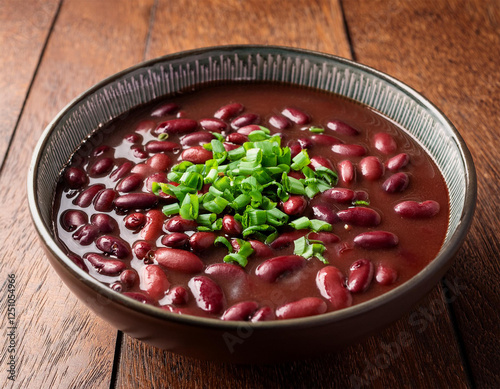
[27,44,477,330]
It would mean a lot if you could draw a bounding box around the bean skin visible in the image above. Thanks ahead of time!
[162,232,190,249]
[221,215,243,236]
[312,205,339,224]
[155,118,198,135]
[281,107,311,125]
[375,264,398,285]
[289,144,301,159]
[248,240,274,258]
[382,172,409,193]
[164,216,198,232]
[373,132,397,154]
[110,162,134,181]
[338,160,355,185]
[189,231,217,252]
[250,306,275,322]
[74,184,105,208]
[386,153,410,171]
[146,153,171,171]
[269,229,308,249]
[236,124,261,135]
[199,118,228,132]
[347,259,374,293]
[91,213,117,233]
[310,134,343,146]
[332,144,366,157]
[85,253,126,276]
[309,156,334,171]
[96,235,131,258]
[154,248,204,273]
[282,196,307,216]
[205,263,247,283]
[268,114,291,129]
[180,146,213,164]
[337,207,381,227]
[116,174,143,193]
[73,224,99,245]
[61,210,88,231]
[120,269,138,289]
[124,212,146,230]
[140,209,165,241]
[214,103,244,121]
[133,241,152,260]
[226,132,248,144]
[316,266,352,310]
[145,140,181,153]
[89,157,114,176]
[394,200,440,218]
[188,276,225,314]
[359,156,384,181]
[93,188,116,212]
[114,193,158,209]
[322,188,355,204]
[223,142,241,151]
[142,264,170,300]
[181,131,215,147]
[150,102,179,117]
[308,232,340,244]
[131,146,148,159]
[276,297,327,320]
[353,231,399,249]
[326,120,360,136]
[222,301,259,321]
[64,167,88,189]
[255,255,306,282]
[164,286,189,305]
[231,113,260,129]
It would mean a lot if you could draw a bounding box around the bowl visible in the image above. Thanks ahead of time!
[27,45,476,363]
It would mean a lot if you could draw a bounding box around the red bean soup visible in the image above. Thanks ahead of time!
[53,81,449,321]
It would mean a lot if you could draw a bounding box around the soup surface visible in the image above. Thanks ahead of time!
[53,82,449,321]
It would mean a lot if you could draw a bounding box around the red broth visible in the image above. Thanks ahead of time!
[53,82,449,321]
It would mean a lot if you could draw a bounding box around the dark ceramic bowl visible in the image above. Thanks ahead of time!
[27,45,476,363]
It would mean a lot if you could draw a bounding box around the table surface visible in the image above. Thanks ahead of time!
[1,0,499,388]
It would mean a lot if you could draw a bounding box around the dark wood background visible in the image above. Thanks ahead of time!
[1,0,498,388]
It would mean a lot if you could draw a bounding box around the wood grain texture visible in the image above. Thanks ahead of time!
[0,0,154,387]
[342,0,500,386]
[0,0,60,167]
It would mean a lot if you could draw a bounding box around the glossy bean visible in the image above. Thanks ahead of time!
[248,240,274,258]
[124,133,142,143]
[338,160,355,184]
[74,184,105,207]
[222,301,259,321]
[89,157,114,176]
[309,156,334,171]
[64,167,87,189]
[161,232,190,249]
[96,235,131,258]
[91,213,117,233]
[180,146,213,164]
[297,138,313,149]
[214,103,244,121]
[337,207,381,227]
[394,200,440,218]
[164,216,198,232]
[236,124,261,135]
[85,253,126,276]
[276,297,327,320]
[382,172,409,193]
[353,231,399,249]
[72,224,99,245]
[199,118,228,132]
[189,231,217,252]
[120,269,138,289]
[326,120,360,136]
[282,196,307,216]
[154,248,204,273]
[308,231,340,244]
[131,146,148,159]
[92,145,110,157]
[181,131,215,147]
[231,113,260,129]
[61,210,88,231]
[140,209,165,241]
[316,266,352,310]
[133,240,152,260]
[142,264,170,300]
[281,107,311,125]
[205,263,247,283]
[93,188,116,212]
[114,193,158,209]
[373,132,397,154]
[359,156,384,181]
[116,174,142,193]
[375,264,398,285]
[312,205,339,224]
[164,286,189,305]
[155,118,198,135]
[226,132,248,144]
[223,142,241,151]
[268,114,291,129]
[145,140,181,153]
[386,153,410,171]
[250,306,275,322]
[269,229,308,249]
[123,292,155,305]
[347,259,374,293]
[255,255,306,282]
[322,188,355,203]
[124,212,146,230]
[110,162,134,181]
[188,276,224,314]
[150,102,179,117]
[310,134,343,146]
[332,144,366,157]
[146,153,171,171]
[289,143,301,159]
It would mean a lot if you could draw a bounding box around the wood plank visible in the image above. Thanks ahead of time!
[115,0,469,387]
[0,0,60,166]
[0,0,154,387]
[342,0,500,386]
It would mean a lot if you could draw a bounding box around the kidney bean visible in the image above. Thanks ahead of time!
[281,107,311,125]
[332,144,366,157]
[310,134,343,146]
[164,216,198,232]
[135,120,156,133]
[297,137,313,149]
[93,188,116,212]
[85,253,126,276]
[131,146,148,159]
[133,240,152,260]
[214,103,244,121]
[231,113,260,129]
[394,200,440,218]
[64,167,88,189]
[89,157,114,176]
[226,132,248,144]
[189,231,217,252]
[110,162,134,181]
[188,276,224,314]
[353,231,399,249]
[96,235,131,258]
[123,292,155,305]
[165,286,189,305]
[312,205,339,224]
[199,118,228,132]
[147,153,170,171]
[276,297,327,320]
[289,143,301,159]
[235,125,260,136]
[180,146,213,164]
[220,215,242,236]
[338,160,355,184]
[120,269,138,289]
[268,114,291,129]
[205,263,247,282]
[162,232,189,249]
[359,156,384,181]
[250,306,275,322]
[128,163,154,178]
[255,255,306,282]
[354,190,369,202]
[140,209,165,241]
[375,264,398,285]
[91,213,117,233]
[61,210,88,231]
[316,266,352,310]
[386,153,410,171]
[308,231,340,244]
[124,213,146,230]
[74,184,105,207]
[337,207,381,227]
[124,133,142,144]
[282,196,307,216]
[116,174,143,193]
[142,264,170,300]
[322,188,355,203]
[176,111,188,118]
[223,142,241,151]
[151,102,179,117]
[145,140,181,153]
[269,229,308,249]
[92,145,110,157]
[73,224,99,245]
[347,259,374,293]
[288,170,305,180]
[222,301,259,321]
[326,120,359,136]
[181,131,215,147]
[382,172,409,193]
[309,156,334,171]
[373,132,397,154]
[154,248,204,273]
[155,118,198,135]
[114,193,158,209]
[248,240,274,258]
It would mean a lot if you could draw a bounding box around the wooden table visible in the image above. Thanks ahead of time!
[1,0,498,387]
